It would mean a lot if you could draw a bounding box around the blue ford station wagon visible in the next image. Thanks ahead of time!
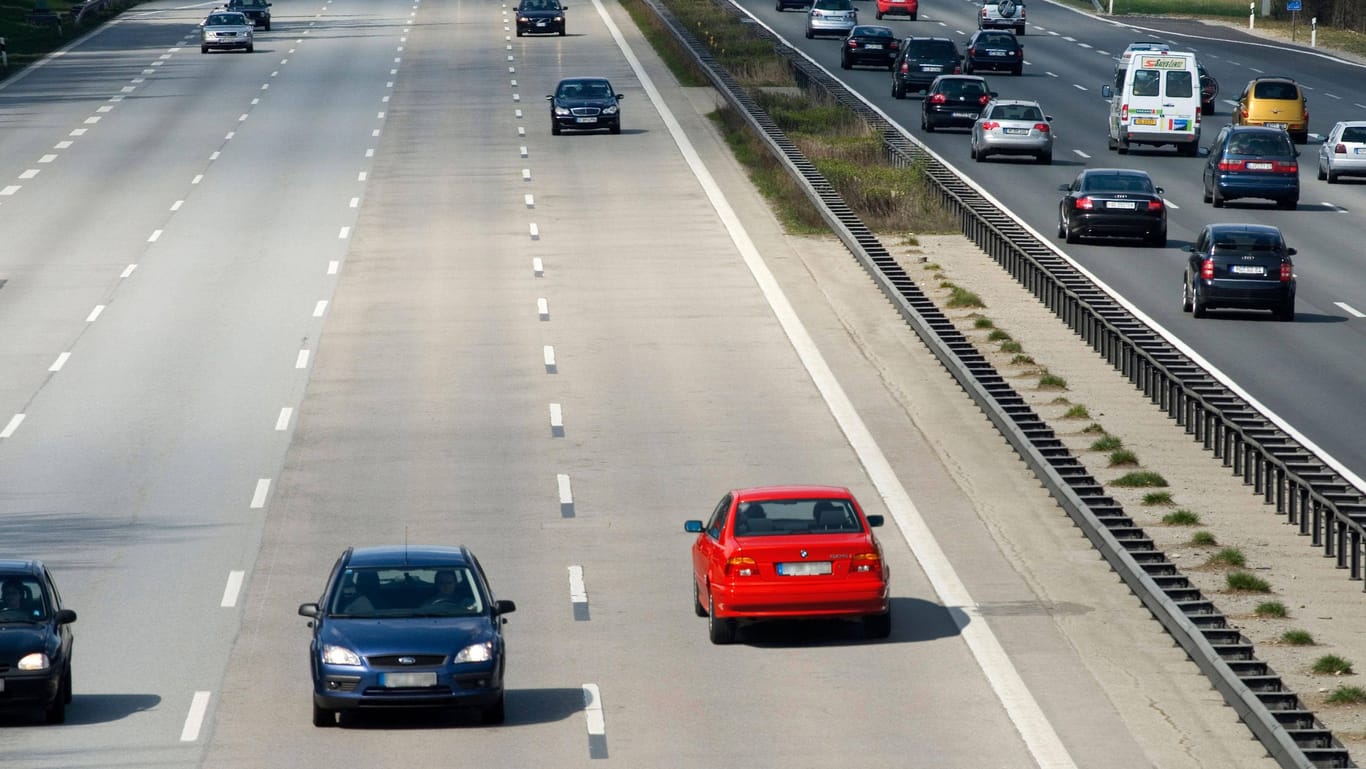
[299,545,516,726]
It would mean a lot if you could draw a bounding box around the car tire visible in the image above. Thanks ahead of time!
[1181,275,1194,313]
[1203,101,1214,116]
[1202,181,1213,204]
[1148,229,1166,248]
[1277,299,1295,322]
[516,29,523,36]
[1056,211,1067,239]
[875,10,882,18]
[1037,151,1051,165]
[909,10,916,19]
[312,701,336,728]
[693,580,708,617]
[551,122,561,136]
[559,26,565,36]
[1012,65,1022,76]
[805,27,814,39]
[246,43,254,52]
[841,54,851,70]
[480,692,506,725]
[62,665,73,704]
[45,692,65,724]
[201,45,209,53]
[610,123,621,135]
[1291,131,1307,144]
[1116,132,1129,155]
[892,81,903,99]
[777,1,785,10]
[263,20,270,30]
[1192,289,1208,318]
[864,611,892,639]
[1064,225,1078,244]
[1016,24,1025,34]
[1180,140,1199,157]
[1327,167,1339,184]
[962,60,973,74]
[1318,162,1328,181]
[707,592,736,645]
[1211,186,1225,208]
[1278,197,1297,210]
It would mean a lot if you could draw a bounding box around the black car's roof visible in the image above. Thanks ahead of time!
[344,545,472,569]
[1081,168,1152,179]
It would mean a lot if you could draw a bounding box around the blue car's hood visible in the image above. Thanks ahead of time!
[321,616,493,655]
[0,624,55,664]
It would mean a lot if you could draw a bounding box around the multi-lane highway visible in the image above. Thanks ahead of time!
[0,0,1353,766]
[750,0,1366,488]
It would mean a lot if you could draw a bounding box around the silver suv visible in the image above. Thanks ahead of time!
[978,0,1025,35]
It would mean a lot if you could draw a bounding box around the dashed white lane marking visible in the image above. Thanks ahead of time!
[38,153,57,162]
[192,174,204,185]
[221,571,245,607]
[250,479,271,509]
[518,127,526,136]
[1078,42,1092,49]
[1325,92,1341,100]
[49,352,71,372]
[512,93,520,102]
[1356,103,1366,110]
[568,565,588,604]
[328,260,340,275]
[582,684,607,757]
[1335,302,1366,318]
[377,111,386,119]
[522,169,531,181]
[86,305,105,323]
[295,350,311,369]
[84,116,100,124]
[1072,149,1090,159]
[338,226,351,239]
[69,128,87,136]
[313,300,328,317]
[1062,35,1076,42]
[548,403,563,429]
[537,297,549,319]
[557,473,572,504]
[180,691,211,741]
[148,230,163,242]
[350,197,360,208]
[532,257,544,276]
[515,108,523,118]
[529,223,539,240]
[365,148,374,158]
[226,131,235,140]
[544,345,556,371]
[0,186,20,195]
[97,105,113,113]
[171,200,184,211]
[55,141,73,149]
[357,171,367,181]
[210,151,220,161]
[121,264,137,278]
[1045,71,1058,78]
[0,414,24,439]
[276,407,293,430]
[525,193,534,207]
[520,146,528,158]
[1072,83,1087,91]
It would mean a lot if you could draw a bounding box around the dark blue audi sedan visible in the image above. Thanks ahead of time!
[0,560,77,724]
[298,545,515,727]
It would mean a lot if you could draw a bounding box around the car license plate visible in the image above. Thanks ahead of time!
[988,49,1005,56]
[954,112,977,118]
[535,20,547,25]
[576,117,598,123]
[1266,122,1287,129]
[1356,148,1366,155]
[1004,127,1027,135]
[922,64,941,72]
[1231,265,1266,275]
[1133,117,1157,125]
[865,43,882,49]
[1246,161,1272,170]
[1106,201,1136,209]
[778,561,833,576]
[380,672,437,688]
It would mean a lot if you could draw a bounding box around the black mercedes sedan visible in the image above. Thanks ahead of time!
[1056,168,1167,247]
[515,0,566,36]
[920,75,993,132]
[1182,223,1296,321]
[547,77,623,135]
[0,560,77,724]
[299,545,517,726]
[840,25,898,71]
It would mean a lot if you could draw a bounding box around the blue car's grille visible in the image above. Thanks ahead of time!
[367,654,446,667]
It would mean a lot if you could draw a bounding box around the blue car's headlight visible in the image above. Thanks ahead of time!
[321,644,362,666]
[454,642,494,664]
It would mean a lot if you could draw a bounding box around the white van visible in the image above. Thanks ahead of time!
[1101,51,1201,156]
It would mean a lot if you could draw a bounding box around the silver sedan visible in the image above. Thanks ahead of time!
[201,11,254,53]
[1318,121,1366,184]
[970,98,1052,164]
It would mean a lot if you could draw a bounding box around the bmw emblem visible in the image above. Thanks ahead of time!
[800,549,808,559]
[398,656,416,665]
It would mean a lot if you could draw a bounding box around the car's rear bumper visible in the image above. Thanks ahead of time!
[925,108,981,128]
[1213,175,1298,202]
[1123,128,1198,147]
[979,135,1050,154]
[876,1,917,14]
[967,56,1019,71]
[1071,212,1164,238]
[1198,280,1293,310]
[808,20,856,35]
[713,580,889,619]
[1326,156,1366,177]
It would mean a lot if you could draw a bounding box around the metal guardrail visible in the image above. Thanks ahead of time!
[633,0,1361,766]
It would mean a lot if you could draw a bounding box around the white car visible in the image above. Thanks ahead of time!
[1318,121,1366,184]
[201,11,254,53]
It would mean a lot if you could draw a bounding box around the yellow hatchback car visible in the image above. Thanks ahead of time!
[1234,77,1308,143]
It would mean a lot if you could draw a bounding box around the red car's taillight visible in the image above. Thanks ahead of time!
[1280,262,1293,283]
[1201,258,1214,280]
[850,553,882,574]
[726,556,757,577]
[1147,199,1164,211]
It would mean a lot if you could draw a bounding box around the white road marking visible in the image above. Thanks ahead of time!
[97,105,113,113]
[210,151,220,160]
[69,128,87,136]
[533,257,544,276]
[328,260,340,274]
[548,403,563,428]
[19,169,38,179]
[86,305,105,322]
[180,691,211,741]
[377,111,385,119]
[512,93,520,102]
[171,200,183,211]
[373,129,381,137]
[1163,199,1179,210]
[1334,302,1366,318]
[509,66,516,73]
[1062,36,1076,42]
[313,300,328,317]
[295,350,310,369]
[557,473,572,503]
[1325,93,1341,100]
[350,197,360,208]
[510,79,517,86]
[250,479,271,509]
[0,186,20,195]
[544,345,556,368]
[338,226,350,239]
[537,297,549,319]
[49,352,71,372]
[357,171,367,181]
[1072,83,1087,91]
[238,113,248,122]
[221,571,245,607]
[192,174,204,185]
[55,141,73,149]
[582,684,605,734]
[1072,149,1090,159]
[1356,103,1366,110]
[1078,42,1092,49]
[518,126,525,136]
[148,229,162,242]
[525,193,534,207]
[276,408,293,430]
[121,264,137,278]
[568,565,587,603]
[365,148,374,157]
[522,168,532,181]
[261,83,269,90]
[586,0,1082,762]
[515,108,523,118]
[225,131,235,140]
[529,223,539,239]
[0,414,24,439]
[1045,71,1057,78]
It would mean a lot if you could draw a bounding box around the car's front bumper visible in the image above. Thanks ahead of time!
[551,112,618,131]
[517,17,563,33]
[0,669,62,710]
[313,663,503,711]
[203,36,252,48]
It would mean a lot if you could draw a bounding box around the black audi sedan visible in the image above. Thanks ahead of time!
[515,0,566,36]
[1056,168,1167,247]
[920,75,994,132]
[0,560,77,724]
[547,77,623,135]
[299,545,516,727]
[891,37,962,98]
[840,25,898,71]
[1182,223,1296,321]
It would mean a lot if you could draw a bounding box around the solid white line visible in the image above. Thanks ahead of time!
[582,684,605,735]
[221,571,245,607]
[180,691,211,741]
[276,408,293,430]
[533,257,544,276]
[537,297,549,318]
[544,345,556,368]
[86,305,105,322]
[549,403,563,428]
[250,479,271,509]
[525,193,534,207]
[0,414,24,439]
[313,300,328,317]
[589,0,1079,764]
[296,350,311,369]
[568,565,587,603]
[557,473,572,504]
[1335,301,1366,318]
[49,352,71,372]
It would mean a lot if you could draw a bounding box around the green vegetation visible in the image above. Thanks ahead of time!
[1207,547,1246,568]
[947,286,985,308]
[1064,405,1090,419]
[1081,422,1106,434]
[1254,601,1287,618]
[1225,571,1271,593]
[1090,435,1123,452]
[999,340,1023,354]
[1107,449,1139,467]
[1162,509,1201,526]
[1111,471,1167,488]
[1190,531,1217,546]
[1282,630,1315,646]
[1142,491,1173,506]
[1312,655,1355,675]
[973,316,994,329]
[1011,354,1036,365]
[1326,686,1366,704]
[1038,371,1067,389]
[987,329,1012,342]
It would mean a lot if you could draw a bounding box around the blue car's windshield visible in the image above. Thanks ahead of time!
[329,567,484,618]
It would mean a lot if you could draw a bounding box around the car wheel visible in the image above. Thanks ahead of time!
[1192,286,1208,318]
[1148,229,1166,247]
[201,45,209,53]
[892,81,904,99]
[558,26,565,36]
[62,665,73,704]
[1012,65,1022,76]
[551,122,561,136]
[1181,275,1194,313]
[707,591,736,645]
[1203,101,1214,116]
[1016,24,1025,34]
[610,122,621,135]
[1056,211,1067,239]
[693,580,707,617]
[875,9,882,18]
[312,701,336,727]
[1211,185,1224,208]
[864,611,892,639]
[1277,299,1295,322]
[1202,180,1213,204]
[909,10,916,19]
[776,1,784,10]
[805,27,814,39]
[841,53,851,70]
[1327,167,1339,184]
[1180,140,1199,157]
[1317,161,1327,181]
[1064,224,1078,244]
[1278,197,1297,210]
[246,43,254,52]
[1116,132,1129,155]
[1037,151,1051,165]
[963,60,973,74]
[45,693,65,724]
[516,29,523,36]
[263,20,270,30]
[480,692,506,725]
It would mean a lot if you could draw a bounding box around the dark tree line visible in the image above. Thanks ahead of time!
[1278,0,1366,32]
